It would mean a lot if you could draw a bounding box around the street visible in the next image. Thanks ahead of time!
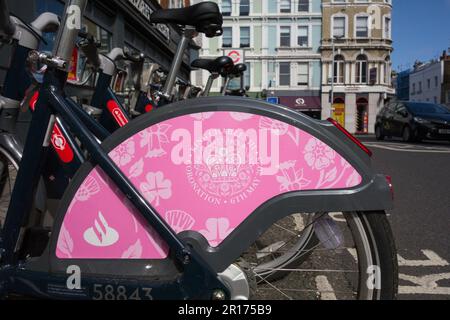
[358,136,450,300]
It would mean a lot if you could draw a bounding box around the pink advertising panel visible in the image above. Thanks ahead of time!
[56,112,362,260]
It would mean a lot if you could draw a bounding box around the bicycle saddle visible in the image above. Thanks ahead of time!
[191,56,234,77]
[150,2,223,38]
[231,63,247,76]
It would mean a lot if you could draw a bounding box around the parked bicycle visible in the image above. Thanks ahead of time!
[0,0,397,300]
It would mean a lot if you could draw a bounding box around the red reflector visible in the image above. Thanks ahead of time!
[385,175,394,200]
[327,118,372,157]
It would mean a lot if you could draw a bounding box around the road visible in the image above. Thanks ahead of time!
[358,136,450,300]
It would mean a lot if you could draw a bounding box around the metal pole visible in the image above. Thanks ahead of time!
[330,38,335,118]
[53,0,88,67]
[203,74,218,96]
[161,26,197,99]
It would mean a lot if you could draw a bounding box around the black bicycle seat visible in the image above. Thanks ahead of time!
[150,2,223,38]
[232,63,247,76]
[191,56,234,77]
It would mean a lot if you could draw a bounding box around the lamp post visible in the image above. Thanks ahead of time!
[330,35,344,118]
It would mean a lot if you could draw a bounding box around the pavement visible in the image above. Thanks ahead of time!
[357,135,450,300]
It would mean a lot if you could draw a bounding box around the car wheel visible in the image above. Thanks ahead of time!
[375,126,385,141]
[402,126,413,142]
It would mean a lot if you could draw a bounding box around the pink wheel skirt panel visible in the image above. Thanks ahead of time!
[56,112,362,259]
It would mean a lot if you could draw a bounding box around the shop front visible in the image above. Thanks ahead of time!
[1,0,197,86]
[278,95,322,119]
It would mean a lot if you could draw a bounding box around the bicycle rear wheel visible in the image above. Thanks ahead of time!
[240,211,398,300]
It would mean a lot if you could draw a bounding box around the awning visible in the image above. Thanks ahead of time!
[278,96,322,111]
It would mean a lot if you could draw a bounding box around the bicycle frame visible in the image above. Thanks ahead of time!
[0,0,229,300]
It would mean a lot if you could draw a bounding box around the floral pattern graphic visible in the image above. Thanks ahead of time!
[276,161,311,192]
[129,158,144,178]
[140,172,172,206]
[75,176,100,202]
[190,112,214,121]
[110,139,135,167]
[199,218,234,247]
[57,112,363,260]
[165,210,196,233]
[139,124,171,158]
[230,112,254,122]
[304,138,336,170]
[121,239,143,259]
[259,117,289,136]
[57,223,74,258]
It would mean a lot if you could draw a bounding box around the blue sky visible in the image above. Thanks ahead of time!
[392,0,450,71]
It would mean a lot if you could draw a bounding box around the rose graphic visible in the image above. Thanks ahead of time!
[140,172,172,206]
[110,139,135,167]
[304,138,336,170]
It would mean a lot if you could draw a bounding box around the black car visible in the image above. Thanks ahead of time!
[375,101,450,142]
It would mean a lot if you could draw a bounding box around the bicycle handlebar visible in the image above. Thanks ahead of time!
[0,0,16,37]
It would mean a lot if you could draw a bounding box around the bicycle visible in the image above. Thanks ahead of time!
[0,0,398,300]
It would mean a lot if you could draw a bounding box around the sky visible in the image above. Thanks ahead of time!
[392,0,450,71]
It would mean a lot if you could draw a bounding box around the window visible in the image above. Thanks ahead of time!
[427,79,431,89]
[356,16,369,38]
[418,81,422,93]
[384,16,391,39]
[280,0,291,13]
[222,27,232,47]
[333,16,345,38]
[222,0,231,16]
[297,26,308,47]
[334,55,345,84]
[435,76,439,87]
[412,83,416,95]
[297,63,309,85]
[83,19,112,54]
[298,0,309,12]
[240,0,250,16]
[240,27,250,48]
[279,62,291,86]
[280,26,291,47]
[355,55,368,84]
[384,56,391,84]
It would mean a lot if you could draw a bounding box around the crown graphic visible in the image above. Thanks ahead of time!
[205,150,246,183]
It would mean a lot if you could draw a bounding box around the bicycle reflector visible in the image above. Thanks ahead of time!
[385,175,394,200]
[327,118,373,157]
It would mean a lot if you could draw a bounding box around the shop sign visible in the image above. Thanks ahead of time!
[266,97,279,104]
[278,96,321,110]
[128,0,170,41]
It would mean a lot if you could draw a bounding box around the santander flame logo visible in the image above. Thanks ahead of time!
[83,212,119,247]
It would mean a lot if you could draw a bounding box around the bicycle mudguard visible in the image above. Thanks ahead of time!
[45,97,393,273]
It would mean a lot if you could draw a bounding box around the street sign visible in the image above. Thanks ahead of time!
[267,97,279,104]
[225,50,244,64]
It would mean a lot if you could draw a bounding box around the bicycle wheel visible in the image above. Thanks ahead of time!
[0,149,19,229]
[239,211,398,300]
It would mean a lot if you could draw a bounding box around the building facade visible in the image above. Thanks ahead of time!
[191,0,323,118]
[409,51,450,106]
[321,0,394,134]
[394,69,411,101]
[0,0,196,84]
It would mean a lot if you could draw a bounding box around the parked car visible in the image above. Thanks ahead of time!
[375,101,450,142]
